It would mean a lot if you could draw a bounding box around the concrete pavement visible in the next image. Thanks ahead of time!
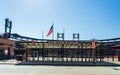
[0,65,120,75]
[0,59,120,75]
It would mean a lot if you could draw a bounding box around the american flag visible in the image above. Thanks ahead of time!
[47,25,53,36]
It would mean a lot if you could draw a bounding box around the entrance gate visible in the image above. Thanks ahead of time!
[0,48,11,60]
[15,48,119,63]
[16,48,94,62]
[15,41,120,63]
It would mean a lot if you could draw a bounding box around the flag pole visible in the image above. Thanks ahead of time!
[52,23,54,40]
[63,28,65,40]
[42,30,44,40]
[52,23,54,61]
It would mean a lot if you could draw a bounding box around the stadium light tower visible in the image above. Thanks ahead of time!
[57,33,64,40]
[73,33,79,41]
[4,18,12,38]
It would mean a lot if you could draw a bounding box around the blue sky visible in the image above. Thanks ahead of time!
[0,0,120,40]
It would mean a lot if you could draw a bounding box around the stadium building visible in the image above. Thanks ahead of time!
[0,18,120,64]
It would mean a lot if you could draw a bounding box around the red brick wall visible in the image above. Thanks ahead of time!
[0,38,15,54]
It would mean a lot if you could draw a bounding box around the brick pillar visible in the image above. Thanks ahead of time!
[92,49,96,64]
[25,49,29,61]
[118,50,120,61]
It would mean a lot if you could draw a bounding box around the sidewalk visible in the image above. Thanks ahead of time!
[0,59,20,65]
[0,64,120,75]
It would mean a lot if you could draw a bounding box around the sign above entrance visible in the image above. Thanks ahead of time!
[92,40,96,49]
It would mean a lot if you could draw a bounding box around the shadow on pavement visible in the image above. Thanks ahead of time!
[15,61,120,66]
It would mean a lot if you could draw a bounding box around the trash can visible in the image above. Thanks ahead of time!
[16,55,23,61]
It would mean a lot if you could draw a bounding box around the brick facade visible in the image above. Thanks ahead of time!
[0,38,15,56]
